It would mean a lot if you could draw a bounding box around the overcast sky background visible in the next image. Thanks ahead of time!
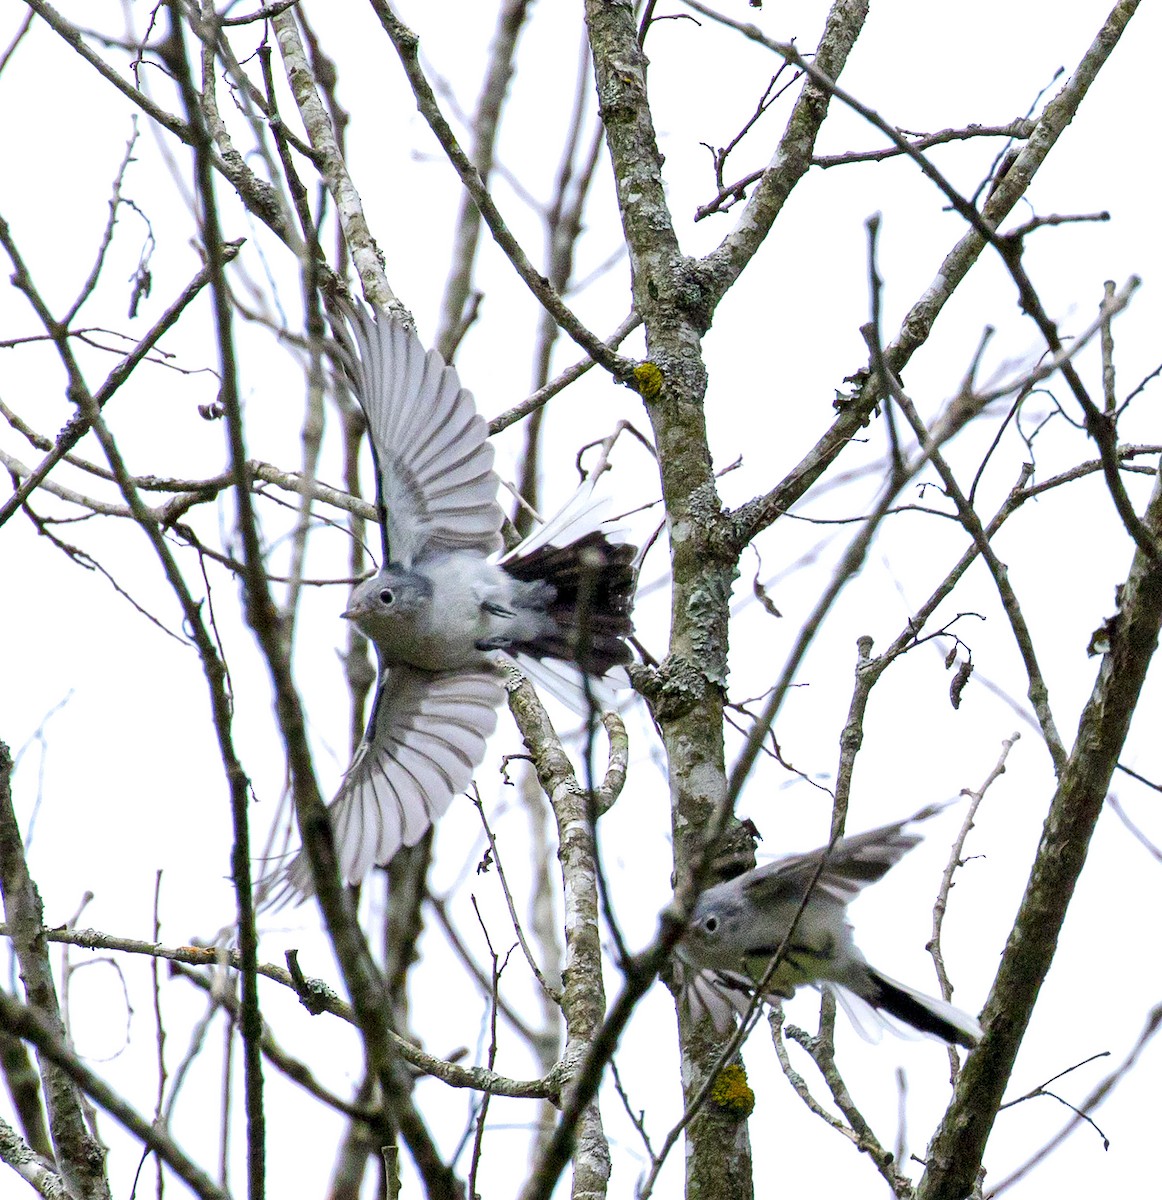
[1,1,1160,1197]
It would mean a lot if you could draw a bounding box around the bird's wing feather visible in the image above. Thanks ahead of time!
[680,964,758,1033]
[500,476,628,562]
[505,652,630,715]
[739,803,947,907]
[341,304,504,567]
[280,664,503,897]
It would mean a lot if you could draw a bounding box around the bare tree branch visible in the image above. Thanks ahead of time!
[0,741,111,1200]
[917,435,1162,1200]
[0,987,230,1200]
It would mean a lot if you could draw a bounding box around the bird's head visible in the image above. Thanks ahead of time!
[344,566,433,641]
[681,887,737,971]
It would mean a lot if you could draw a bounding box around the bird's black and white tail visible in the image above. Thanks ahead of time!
[860,967,982,1049]
[499,479,636,692]
[504,531,636,675]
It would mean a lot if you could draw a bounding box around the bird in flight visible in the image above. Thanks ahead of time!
[679,804,982,1048]
[276,304,636,900]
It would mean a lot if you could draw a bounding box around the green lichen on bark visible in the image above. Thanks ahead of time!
[632,361,664,399]
[709,1064,756,1117]
[686,569,736,688]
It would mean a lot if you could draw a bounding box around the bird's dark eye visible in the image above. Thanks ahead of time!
[702,915,719,935]
[379,588,395,606]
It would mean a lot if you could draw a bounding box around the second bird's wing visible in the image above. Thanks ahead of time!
[679,963,760,1033]
[281,664,504,897]
[737,802,947,908]
[341,303,504,568]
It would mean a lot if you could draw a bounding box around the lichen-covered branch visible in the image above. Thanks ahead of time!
[506,674,624,1200]
[271,9,394,311]
[0,1114,64,1200]
[0,742,111,1200]
[781,997,913,1197]
[0,922,559,1100]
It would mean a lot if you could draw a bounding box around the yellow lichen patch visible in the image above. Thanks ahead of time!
[632,361,664,399]
[709,1064,755,1117]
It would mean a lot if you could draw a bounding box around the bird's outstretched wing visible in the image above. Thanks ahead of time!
[737,802,948,908]
[281,664,504,897]
[680,963,758,1033]
[341,304,504,567]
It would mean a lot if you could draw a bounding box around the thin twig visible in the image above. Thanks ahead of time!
[928,734,1019,1079]
[471,788,561,1005]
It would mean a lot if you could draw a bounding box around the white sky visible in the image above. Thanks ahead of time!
[1,1,1160,1198]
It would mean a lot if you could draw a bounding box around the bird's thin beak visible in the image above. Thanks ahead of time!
[341,606,355,621]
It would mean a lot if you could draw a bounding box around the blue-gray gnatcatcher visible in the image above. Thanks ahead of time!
[678,804,982,1048]
[278,304,636,898]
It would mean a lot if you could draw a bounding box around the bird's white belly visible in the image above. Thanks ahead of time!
[406,556,507,670]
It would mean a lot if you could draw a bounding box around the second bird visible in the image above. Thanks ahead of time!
[679,804,982,1049]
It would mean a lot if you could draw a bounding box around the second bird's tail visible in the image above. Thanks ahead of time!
[860,967,982,1048]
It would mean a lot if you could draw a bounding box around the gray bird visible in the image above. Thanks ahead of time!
[679,804,982,1048]
[279,304,636,897]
